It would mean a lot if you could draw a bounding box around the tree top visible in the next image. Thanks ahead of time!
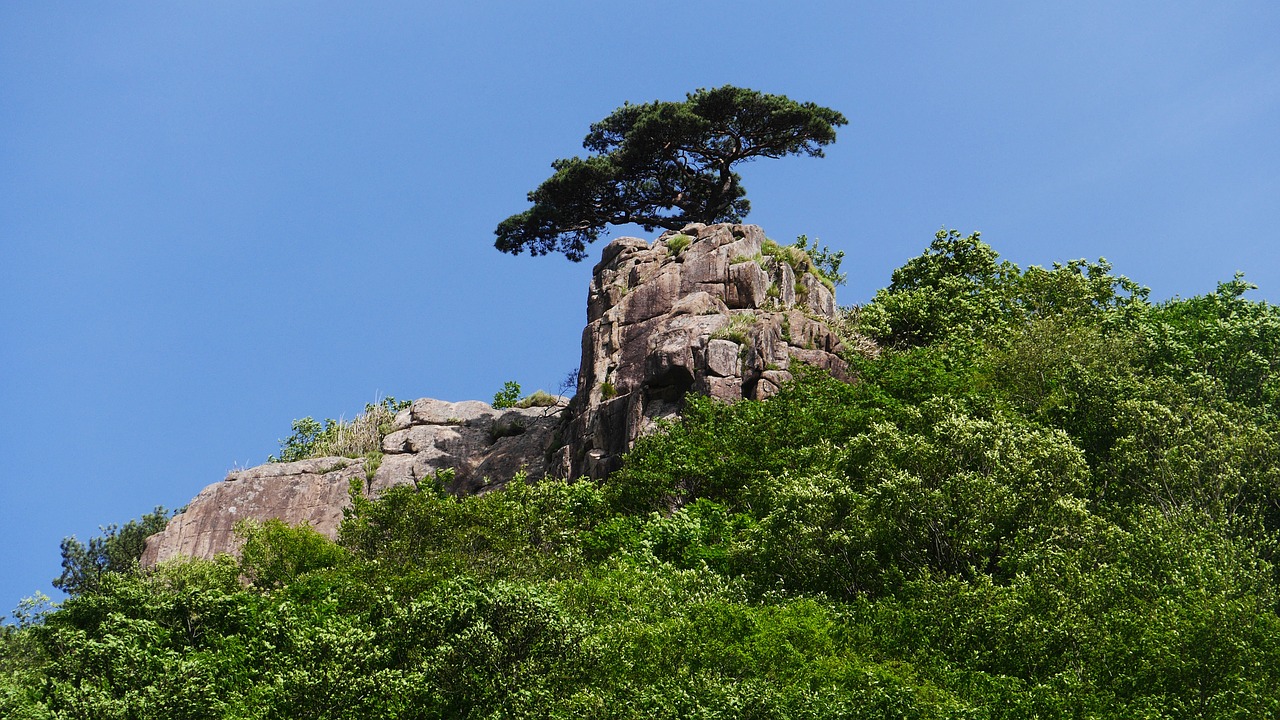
[495,86,847,261]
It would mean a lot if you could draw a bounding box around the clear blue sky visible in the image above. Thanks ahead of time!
[2,2,1277,613]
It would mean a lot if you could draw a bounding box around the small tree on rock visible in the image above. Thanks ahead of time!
[495,86,847,261]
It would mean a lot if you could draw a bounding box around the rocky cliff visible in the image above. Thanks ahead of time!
[142,399,567,565]
[560,222,850,478]
[142,224,860,565]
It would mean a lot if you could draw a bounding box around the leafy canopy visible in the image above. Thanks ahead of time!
[53,506,171,596]
[495,86,847,261]
[11,230,1280,718]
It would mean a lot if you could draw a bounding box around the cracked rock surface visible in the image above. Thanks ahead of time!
[561,223,850,479]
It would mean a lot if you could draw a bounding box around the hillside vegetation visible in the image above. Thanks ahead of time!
[5,230,1280,718]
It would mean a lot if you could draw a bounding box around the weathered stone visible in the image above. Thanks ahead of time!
[624,268,681,324]
[143,399,569,566]
[787,347,847,376]
[382,423,485,459]
[464,418,561,494]
[744,316,788,371]
[671,291,728,317]
[722,225,765,259]
[648,328,698,384]
[548,445,572,481]
[597,236,649,270]
[752,370,793,400]
[141,457,366,566]
[786,311,833,351]
[390,407,414,432]
[678,247,729,294]
[727,261,769,309]
[697,375,744,402]
[562,223,861,478]
[588,283,626,320]
[410,398,493,427]
[705,339,741,377]
[799,272,836,317]
[773,260,797,307]
[369,453,418,492]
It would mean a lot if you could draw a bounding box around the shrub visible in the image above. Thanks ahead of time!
[762,236,846,292]
[54,507,172,596]
[236,518,350,589]
[665,233,692,255]
[269,396,410,462]
[493,381,522,409]
[515,390,560,408]
[712,313,755,345]
[793,234,846,288]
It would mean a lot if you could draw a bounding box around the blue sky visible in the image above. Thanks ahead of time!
[2,1,1277,613]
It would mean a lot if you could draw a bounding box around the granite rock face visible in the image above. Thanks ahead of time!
[374,398,568,496]
[141,399,567,566]
[560,223,850,479]
[140,457,367,567]
[143,223,862,564]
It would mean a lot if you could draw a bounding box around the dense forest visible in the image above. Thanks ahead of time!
[4,230,1280,718]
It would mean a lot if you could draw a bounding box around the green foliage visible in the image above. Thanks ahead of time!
[761,237,806,274]
[495,86,847,261]
[793,234,846,287]
[515,389,561,408]
[492,380,521,409]
[53,506,171,596]
[269,396,410,463]
[271,415,328,463]
[858,228,1147,351]
[11,229,1280,717]
[711,312,755,345]
[857,229,1015,347]
[664,233,692,255]
[340,475,609,584]
[236,519,351,590]
[1144,274,1280,417]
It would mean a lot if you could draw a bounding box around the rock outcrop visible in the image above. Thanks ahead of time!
[143,223,860,565]
[141,457,367,567]
[142,399,567,565]
[560,223,850,478]
[373,397,568,496]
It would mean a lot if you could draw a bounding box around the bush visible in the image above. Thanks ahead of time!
[492,381,521,409]
[236,519,351,589]
[269,396,409,462]
[53,507,172,596]
[515,390,560,408]
[665,233,692,254]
